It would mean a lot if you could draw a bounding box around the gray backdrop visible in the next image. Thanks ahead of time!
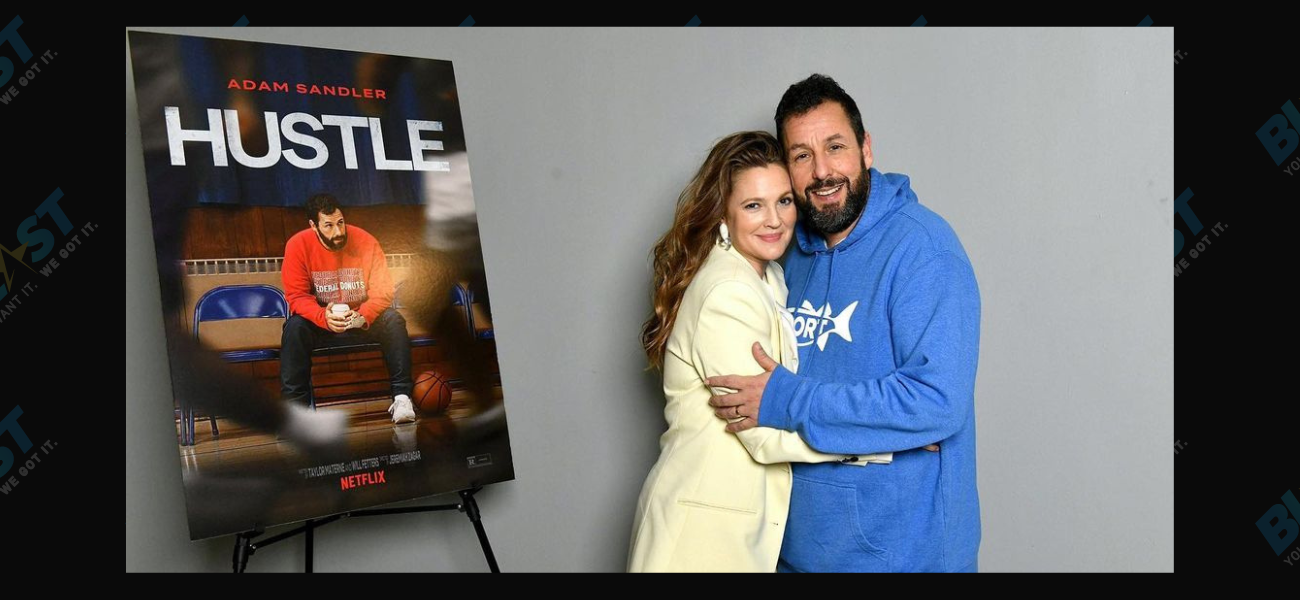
[126,27,1173,572]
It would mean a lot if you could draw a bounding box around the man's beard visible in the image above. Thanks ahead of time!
[315,228,348,251]
[796,167,870,237]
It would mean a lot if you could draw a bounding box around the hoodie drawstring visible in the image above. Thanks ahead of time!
[795,253,817,312]
[827,247,837,318]
[812,248,841,372]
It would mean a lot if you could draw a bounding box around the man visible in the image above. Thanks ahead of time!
[281,193,417,424]
[707,74,982,572]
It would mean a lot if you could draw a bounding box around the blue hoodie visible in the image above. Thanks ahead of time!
[758,168,981,572]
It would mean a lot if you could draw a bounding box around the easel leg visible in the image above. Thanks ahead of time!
[231,532,254,573]
[459,488,500,573]
[305,520,314,573]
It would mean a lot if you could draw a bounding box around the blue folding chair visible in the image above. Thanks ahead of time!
[392,279,473,339]
[461,285,494,340]
[392,281,437,348]
[450,283,475,335]
[184,285,289,445]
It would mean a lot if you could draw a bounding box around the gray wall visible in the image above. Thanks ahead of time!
[126,27,1173,572]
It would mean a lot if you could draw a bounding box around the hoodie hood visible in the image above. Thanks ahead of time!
[794,168,918,254]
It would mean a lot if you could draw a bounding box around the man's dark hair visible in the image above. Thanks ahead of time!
[304,193,343,224]
[774,74,866,151]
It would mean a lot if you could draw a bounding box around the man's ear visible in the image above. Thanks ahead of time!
[861,130,874,172]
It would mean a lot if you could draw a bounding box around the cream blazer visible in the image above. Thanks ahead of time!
[628,243,889,572]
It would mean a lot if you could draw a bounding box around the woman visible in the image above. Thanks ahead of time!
[628,131,890,572]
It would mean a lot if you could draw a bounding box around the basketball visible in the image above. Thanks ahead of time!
[412,370,452,414]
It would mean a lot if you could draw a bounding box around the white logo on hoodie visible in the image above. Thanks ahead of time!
[790,300,858,350]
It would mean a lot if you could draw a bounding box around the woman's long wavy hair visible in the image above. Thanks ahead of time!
[641,131,786,371]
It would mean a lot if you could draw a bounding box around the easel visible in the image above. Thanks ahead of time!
[231,487,499,572]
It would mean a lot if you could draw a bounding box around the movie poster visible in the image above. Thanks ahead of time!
[128,31,513,540]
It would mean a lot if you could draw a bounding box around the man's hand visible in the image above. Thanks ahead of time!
[706,342,778,433]
[325,302,351,333]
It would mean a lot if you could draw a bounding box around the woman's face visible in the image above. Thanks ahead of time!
[724,164,797,276]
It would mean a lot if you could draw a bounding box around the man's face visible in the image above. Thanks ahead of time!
[312,209,348,251]
[782,101,873,237]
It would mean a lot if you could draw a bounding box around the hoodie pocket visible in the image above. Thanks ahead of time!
[782,475,891,572]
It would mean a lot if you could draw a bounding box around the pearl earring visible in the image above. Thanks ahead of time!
[719,222,731,250]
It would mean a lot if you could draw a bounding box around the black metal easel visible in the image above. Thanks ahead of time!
[231,487,499,572]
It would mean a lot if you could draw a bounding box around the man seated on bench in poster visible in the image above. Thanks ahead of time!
[281,193,417,424]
